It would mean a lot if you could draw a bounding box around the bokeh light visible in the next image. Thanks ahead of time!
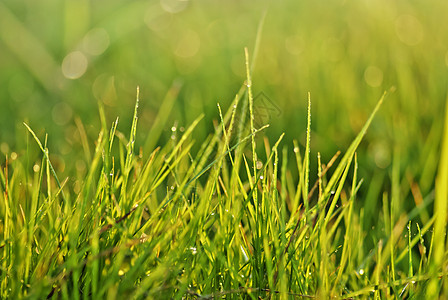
[364,66,383,88]
[174,29,200,58]
[62,51,88,79]
[395,14,424,46]
[52,102,73,126]
[82,28,110,56]
[160,0,189,14]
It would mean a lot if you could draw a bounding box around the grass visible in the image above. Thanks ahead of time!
[1,48,447,298]
[1,1,448,299]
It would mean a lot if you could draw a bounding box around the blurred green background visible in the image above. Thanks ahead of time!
[1,0,447,225]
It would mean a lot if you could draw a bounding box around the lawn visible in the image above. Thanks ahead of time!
[1,0,448,298]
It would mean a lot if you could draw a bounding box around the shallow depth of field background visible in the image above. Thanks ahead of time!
[0,0,447,230]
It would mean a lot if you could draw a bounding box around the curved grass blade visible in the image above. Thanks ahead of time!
[23,123,66,203]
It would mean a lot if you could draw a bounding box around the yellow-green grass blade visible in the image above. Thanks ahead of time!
[426,96,448,298]
[324,91,387,227]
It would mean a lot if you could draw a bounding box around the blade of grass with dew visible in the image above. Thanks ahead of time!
[303,92,311,223]
[333,153,358,293]
[232,10,266,178]
[323,91,387,227]
[278,146,289,295]
[291,140,303,219]
[396,215,435,264]
[120,86,140,211]
[244,47,257,199]
[150,114,204,196]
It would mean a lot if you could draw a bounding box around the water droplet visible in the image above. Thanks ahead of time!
[259,176,264,180]
[171,126,177,132]
[256,160,263,169]
[293,147,300,153]
[359,269,365,275]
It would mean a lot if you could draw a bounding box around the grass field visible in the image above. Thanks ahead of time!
[1,0,448,298]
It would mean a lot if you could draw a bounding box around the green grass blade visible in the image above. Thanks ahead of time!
[426,96,448,298]
[23,123,66,203]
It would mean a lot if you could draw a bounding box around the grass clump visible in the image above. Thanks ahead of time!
[1,55,447,299]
